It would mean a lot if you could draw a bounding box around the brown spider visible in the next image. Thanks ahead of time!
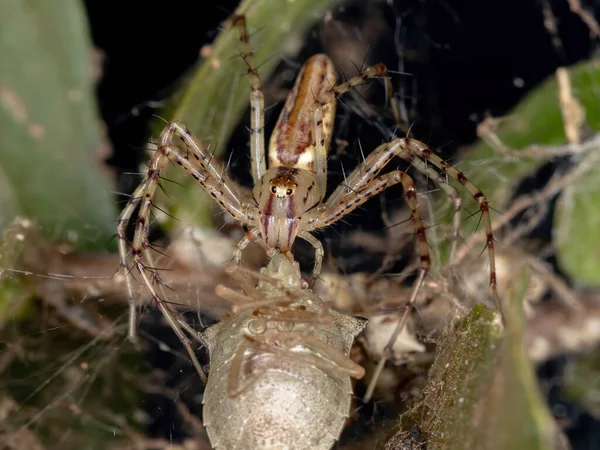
[117,15,500,393]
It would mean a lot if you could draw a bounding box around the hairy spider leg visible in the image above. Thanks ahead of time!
[117,151,209,383]
[297,136,499,401]
[232,15,266,185]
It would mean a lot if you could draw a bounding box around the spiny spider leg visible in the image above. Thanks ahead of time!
[232,15,266,184]
[157,123,247,212]
[310,60,463,265]
[300,136,499,401]
[117,180,149,343]
[117,151,212,383]
[116,133,253,381]
[138,241,209,384]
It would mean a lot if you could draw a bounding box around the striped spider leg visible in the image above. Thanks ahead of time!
[323,135,502,401]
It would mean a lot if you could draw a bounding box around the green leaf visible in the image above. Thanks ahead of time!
[0,218,42,325]
[0,0,117,250]
[554,141,600,286]
[445,61,600,239]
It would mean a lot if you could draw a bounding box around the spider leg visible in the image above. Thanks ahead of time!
[227,339,259,398]
[228,330,365,399]
[400,138,499,310]
[326,137,494,304]
[233,226,274,265]
[119,130,258,382]
[117,180,148,344]
[216,262,296,309]
[136,242,208,384]
[305,167,431,402]
[157,122,248,206]
[310,62,462,264]
[217,290,292,314]
[310,62,406,196]
[309,169,429,273]
[314,137,500,399]
[127,150,215,383]
[297,230,324,288]
[232,15,266,184]
[225,257,297,293]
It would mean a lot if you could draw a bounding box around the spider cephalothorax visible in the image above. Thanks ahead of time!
[253,167,321,254]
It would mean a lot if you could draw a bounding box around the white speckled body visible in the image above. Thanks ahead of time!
[200,256,368,450]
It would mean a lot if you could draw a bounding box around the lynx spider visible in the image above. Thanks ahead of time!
[117,15,500,395]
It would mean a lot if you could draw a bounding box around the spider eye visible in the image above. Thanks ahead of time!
[286,188,293,196]
[271,186,277,194]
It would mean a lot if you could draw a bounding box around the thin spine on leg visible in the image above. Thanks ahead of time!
[157,122,244,207]
[403,138,500,310]
[128,151,208,383]
[117,180,149,343]
[326,138,489,300]
[232,15,266,185]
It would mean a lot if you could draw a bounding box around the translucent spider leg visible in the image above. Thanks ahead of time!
[117,154,207,383]
[232,15,266,185]
[216,265,365,398]
[227,332,365,398]
[117,181,148,344]
[118,123,259,382]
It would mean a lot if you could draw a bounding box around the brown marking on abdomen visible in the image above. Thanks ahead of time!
[268,54,337,172]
